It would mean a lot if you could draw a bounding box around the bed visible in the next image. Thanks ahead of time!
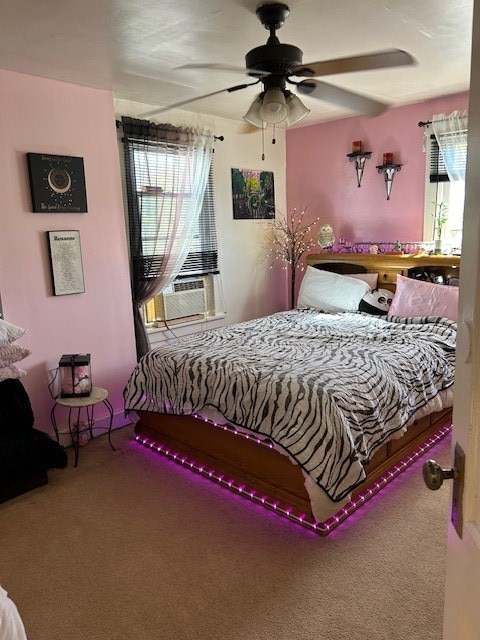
[124,252,460,534]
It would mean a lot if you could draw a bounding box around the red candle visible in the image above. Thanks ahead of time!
[353,140,362,153]
[383,152,393,164]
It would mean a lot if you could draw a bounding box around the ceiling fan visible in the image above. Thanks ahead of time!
[141,2,416,126]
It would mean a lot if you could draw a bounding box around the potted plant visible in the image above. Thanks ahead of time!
[432,200,448,254]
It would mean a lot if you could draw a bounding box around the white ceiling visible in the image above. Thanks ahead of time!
[0,0,473,126]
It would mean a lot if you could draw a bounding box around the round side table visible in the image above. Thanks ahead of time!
[50,387,115,467]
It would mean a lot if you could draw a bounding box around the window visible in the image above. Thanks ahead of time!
[424,132,466,253]
[127,141,218,278]
[122,117,218,357]
[128,144,218,325]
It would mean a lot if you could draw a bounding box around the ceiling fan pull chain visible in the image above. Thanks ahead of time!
[262,123,265,161]
[272,123,276,145]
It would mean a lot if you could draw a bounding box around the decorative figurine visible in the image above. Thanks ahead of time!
[318,223,335,250]
[369,244,379,255]
[393,240,403,254]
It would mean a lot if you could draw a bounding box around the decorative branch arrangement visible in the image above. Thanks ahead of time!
[265,207,320,309]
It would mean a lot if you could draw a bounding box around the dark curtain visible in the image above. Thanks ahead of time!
[121,116,213,360]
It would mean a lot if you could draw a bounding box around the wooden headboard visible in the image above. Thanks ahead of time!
[306,253,461,292]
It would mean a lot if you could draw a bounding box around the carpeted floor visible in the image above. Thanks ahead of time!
[0,424,450,640]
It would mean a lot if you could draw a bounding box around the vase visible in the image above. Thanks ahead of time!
[434,239,442,255]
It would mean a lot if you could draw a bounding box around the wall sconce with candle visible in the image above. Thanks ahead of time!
[376,152,402,200]
[346,140,371,187]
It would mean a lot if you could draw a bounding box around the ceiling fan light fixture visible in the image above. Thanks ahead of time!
[259,87,288,124]
[243,94,264,127]
[285,92,310,125]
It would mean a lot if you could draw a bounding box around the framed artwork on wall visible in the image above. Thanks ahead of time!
[231,168,275,219]
[47,230,85,295]
[27,153,88,213]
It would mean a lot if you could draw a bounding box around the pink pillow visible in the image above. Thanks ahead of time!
[389,275,459,321]
[344,273,378,289]
[0,363,26,382]
[0,344,30,366]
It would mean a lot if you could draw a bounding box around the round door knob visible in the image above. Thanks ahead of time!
[422,459,457,490]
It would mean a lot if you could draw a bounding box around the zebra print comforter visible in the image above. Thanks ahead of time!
[124,310,456,502]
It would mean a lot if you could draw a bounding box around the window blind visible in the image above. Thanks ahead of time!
[123,135,218,279]
[180,163,218,277]
[429,132,468,183]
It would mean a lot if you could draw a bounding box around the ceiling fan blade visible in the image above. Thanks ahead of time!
[176,63,270,78]
[175,62,270,76]
[140,82,254,118]
[297,79,389,117]
[292,49,416,78]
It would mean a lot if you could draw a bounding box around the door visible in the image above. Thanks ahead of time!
[442,2,480,636]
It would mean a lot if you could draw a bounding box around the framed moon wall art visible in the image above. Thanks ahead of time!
[27,153,88,213]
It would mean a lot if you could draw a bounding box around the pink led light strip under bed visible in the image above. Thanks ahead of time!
[135,421,451,536]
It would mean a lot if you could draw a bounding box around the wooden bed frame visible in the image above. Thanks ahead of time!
[134,253,460,533]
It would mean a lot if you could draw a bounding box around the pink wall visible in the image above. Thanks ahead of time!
[0,70,137,434]
[286,92,469,243]
[0,71,469,436]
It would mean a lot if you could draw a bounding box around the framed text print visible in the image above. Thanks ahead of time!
[47,230,85,295]
[27,153,88,213]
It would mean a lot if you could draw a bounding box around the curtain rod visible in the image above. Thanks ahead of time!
[418,115,468,128]
[115,119,224,141]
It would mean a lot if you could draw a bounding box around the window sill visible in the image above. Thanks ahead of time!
[146,312,227,335]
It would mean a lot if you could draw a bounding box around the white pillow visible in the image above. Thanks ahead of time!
[0,319,26,346]
[297,266,370,312]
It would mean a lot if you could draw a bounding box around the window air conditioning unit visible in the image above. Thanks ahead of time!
[163,278,207,321]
